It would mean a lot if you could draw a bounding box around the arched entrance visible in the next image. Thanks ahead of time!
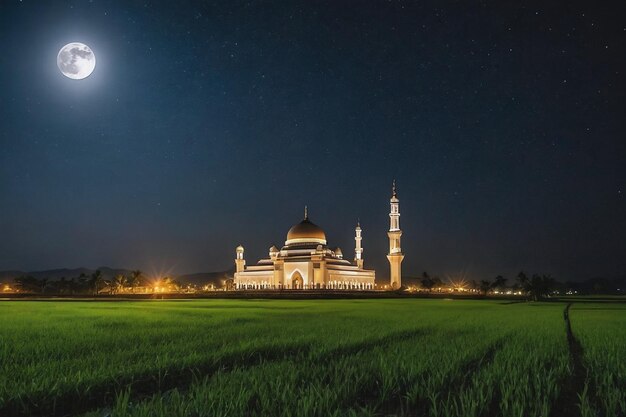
[291,272,303,289]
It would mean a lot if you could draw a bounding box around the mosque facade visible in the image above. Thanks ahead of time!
[234,183,404,290]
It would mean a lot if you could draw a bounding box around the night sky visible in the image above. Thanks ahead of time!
[0,1,624,282]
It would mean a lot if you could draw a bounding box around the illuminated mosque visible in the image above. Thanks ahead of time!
[234,182,404,290]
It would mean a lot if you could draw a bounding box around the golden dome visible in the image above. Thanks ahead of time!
[285,217,327,246]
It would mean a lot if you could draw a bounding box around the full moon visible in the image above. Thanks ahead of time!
[57,42,96,80]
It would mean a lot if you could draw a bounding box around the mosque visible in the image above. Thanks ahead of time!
[233,182,404,290]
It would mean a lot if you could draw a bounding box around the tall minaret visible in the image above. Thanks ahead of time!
[387,180,404,289]
[235,245,245,273]
[354,220,364,269]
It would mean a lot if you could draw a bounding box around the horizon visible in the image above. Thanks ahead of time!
[2,260,625,284]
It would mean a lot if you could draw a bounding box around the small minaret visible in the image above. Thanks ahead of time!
[354,220,364,269]
[387,180,404,289]
[235,245,245,273]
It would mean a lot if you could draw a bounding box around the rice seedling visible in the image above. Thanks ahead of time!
[571,303,626,417]
[0,298,622,417]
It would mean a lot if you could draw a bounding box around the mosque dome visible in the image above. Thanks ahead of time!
[285,209,327,246]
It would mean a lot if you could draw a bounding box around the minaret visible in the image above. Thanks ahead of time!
[387,180,404,289]
[354,220,364,269]
[235,245,245,273]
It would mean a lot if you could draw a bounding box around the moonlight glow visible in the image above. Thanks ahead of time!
[57,42,96,80]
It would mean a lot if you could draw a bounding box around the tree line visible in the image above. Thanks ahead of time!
[418,271,560,300]
[7,270,183,295]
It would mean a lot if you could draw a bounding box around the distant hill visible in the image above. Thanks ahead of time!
[0,267,235,288]
[0,267,131,281]
[177,270,234,287]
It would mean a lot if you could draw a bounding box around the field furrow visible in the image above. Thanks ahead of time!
[551,303,587,417]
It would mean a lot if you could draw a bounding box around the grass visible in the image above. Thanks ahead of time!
[571,303,626,417]
[0,298,623,417]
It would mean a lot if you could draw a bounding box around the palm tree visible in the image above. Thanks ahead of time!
[431,276,443,292]
[128,270,143,294]
[420,271,434,292]
[113,274,127,294]
[14,275,39,293]
[517,271,529,286]
[479,280,492,296]
[69,277,78,295]
[171,278,182,292]
[491,275,507,292]
[104,279,114,294]
[39,278,49,294]
[89,270,104,295]
[517,271,557,300]
[59,277,67,294]
[77,273,88,294]
[162,276,174,292]
[529,274,556,300]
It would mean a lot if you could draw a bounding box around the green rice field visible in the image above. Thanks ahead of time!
[0,298,624,417]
